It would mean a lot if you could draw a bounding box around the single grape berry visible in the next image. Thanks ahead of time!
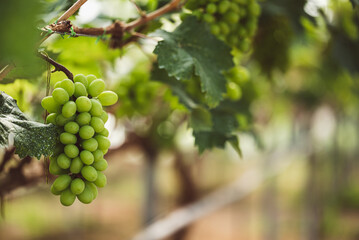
[81,166,98,182]
[60,189,76,206]
[76,96,92,112]
[74,74,88,89]
[97,91,118,106]
[52,88,69,105]
[52,174,72,192]
[88,79,105,97]
[79,125,95,140]
[71,178,85,195]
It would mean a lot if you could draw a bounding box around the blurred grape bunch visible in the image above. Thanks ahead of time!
[114,66,162,117]
[185,0,260,52]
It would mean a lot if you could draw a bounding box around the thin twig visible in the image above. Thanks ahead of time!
[58,0,88,22]
[130,0,146,17]
[38,52,73,80]
[39,0,88,45]
[125,0,182,30]
[0,64,16,82]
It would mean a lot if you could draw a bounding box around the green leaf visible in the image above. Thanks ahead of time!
[152,16,234,107]
[193,132,239,154]
[0,92,58,159]
[151,64,242,154]
[151,65,197,109]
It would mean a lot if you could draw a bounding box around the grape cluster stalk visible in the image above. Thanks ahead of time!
[41,74,118,206]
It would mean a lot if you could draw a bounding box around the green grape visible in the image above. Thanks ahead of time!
[82,138,98,152]
[87,182,98,199]
[62,101,77,118]
[219,22,230,35]
[81,166,98,182]
[226,82,242,101]
[89,99,103,116]
[52,88,69,105]
[46,113,57,124]
[64,144,79,158]
[60,132,77,144]
[56,114,74,127]
[76,112,91,126]
[90,117,105,133]
[206,3,217,14]
[102,148,109,155]
[57,153,71,169]
[52,174,72,192]
[225,11,240,24]
[93,149,104,162]
[60,188,76,206]
[49,157,67,175]
[94,135,111,151]
[93,159,108,171]
[94,171,107,188]
[98,128,109,137]
[219,0,231,13]
[80,150,94,165]
[76,96,92,112]
[74,82,88,98]
[86,74,97,84]
[51,184,62,195]
[59,79,75,96]
[70,178,85,195]
[210,24,221,35]
[77,184,93,204]
[74,74,88,89]
[88,79,105,97]
[70,157,83,174]
[64,121,80,134]
[54,80,62,89]
[203,13,215,23]
[97,91,118,106]
[99,111,108,123]
[41,96,60,113]
[79,125,95,139]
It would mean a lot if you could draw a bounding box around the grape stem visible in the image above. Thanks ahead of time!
[41,0,183,47]
[38,52,74,80]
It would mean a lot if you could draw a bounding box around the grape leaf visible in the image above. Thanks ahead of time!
[152,16,234,107]
[151,66,241,154]
[0,92,58,159]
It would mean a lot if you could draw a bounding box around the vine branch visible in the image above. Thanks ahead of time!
[43,0,182,47]
[38,52,73,80]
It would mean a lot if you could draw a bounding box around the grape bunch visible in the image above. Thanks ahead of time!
[186,0,260,51]
[41,74,118,206]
